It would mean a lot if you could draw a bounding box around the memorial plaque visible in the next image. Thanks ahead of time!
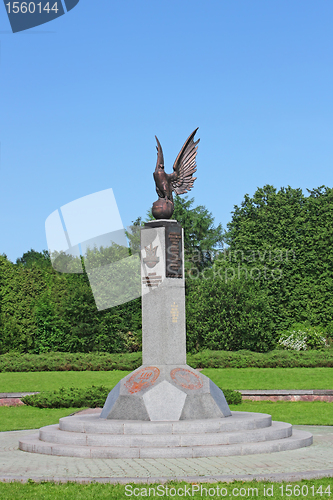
[124,366,160,394]
[165,224,182,278]
[170,368,203,390]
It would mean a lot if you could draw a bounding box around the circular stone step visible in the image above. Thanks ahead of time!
[39,421,292,448]
[18,428,313,459]
[18,411,313,459]
[59,411,272,434]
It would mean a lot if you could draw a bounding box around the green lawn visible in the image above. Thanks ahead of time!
[0,370,129,392]
[1,367,333,392]
[0,400,331,432]
[0,368,332,432]
[0,479,332,499]
[0,406,83,432]
[229,401,333,425]
[203,367,333,390]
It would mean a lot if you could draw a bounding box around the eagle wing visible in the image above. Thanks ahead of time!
[155,135,164,168]
[170,128,199,195]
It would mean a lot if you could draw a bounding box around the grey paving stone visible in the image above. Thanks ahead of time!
[139,447,194,459]
[90,447,140,459]
[130,434,181,448]
[50,444,92,458]
[180,433,229,447]
[86,434,132,447]
[227,422,292,444]
[39,427,88,445]
[141,422,173,435]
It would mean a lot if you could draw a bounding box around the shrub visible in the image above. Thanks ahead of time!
[187,349,333,368]
[221,389,242,405]
[22,385,109,408]
[2,349,333,372]
[278,324,328,351]
[21,384,242,408]
[0,351,142,372]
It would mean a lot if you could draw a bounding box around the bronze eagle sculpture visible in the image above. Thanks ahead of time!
[152,128,200,219]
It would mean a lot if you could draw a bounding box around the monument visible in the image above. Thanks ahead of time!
[19,130,313,458]
[101,129,231,421]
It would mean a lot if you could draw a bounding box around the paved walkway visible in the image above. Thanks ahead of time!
[0,425,333,483]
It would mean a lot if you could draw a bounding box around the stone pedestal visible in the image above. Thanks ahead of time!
[100,220,231,421]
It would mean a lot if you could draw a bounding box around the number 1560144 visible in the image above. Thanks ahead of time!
[5,2,59,14]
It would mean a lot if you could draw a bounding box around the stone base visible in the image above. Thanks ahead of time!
[18,411,313,459]
[100,365,231,421]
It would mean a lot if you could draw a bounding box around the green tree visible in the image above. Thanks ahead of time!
[186,275,274,352]
[126,217,144,255]
[16,249,51,270]
[225,184,333,335]
[0,255,47,353]
[1,246,142,354]
[172,196,224,271]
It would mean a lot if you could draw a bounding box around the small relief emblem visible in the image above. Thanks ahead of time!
[170,302,179,323]
[124,367,160,394]
[143,243,160,268]
[170,368,203,390]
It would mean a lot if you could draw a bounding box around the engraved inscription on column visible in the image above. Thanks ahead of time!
[142,272,162,288]
[170,302,179,322]
[166,224,182,278]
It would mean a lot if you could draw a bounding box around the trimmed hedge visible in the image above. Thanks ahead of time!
[21,385,109,409]
[21,385,242,408]
[0,352,141,372]
[188,349,333,368]
[1,349,333,372]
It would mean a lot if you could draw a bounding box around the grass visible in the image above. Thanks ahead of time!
[0,400,331,432]
[0,479,332,499]
[0,370,129,392]
[1,367,333,392]
[202,367,333,390]
[0,406,82,432]
[229,401,333,425]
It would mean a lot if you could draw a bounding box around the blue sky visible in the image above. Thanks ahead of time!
[1,0,333,262]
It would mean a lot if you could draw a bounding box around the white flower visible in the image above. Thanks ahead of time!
[278,327,327,350]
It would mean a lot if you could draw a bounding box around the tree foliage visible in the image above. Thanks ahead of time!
[171,195,224,272]
[186,276,274,352]
[0,251,142,354]
[16,249,51,270]
[225,184,333,334]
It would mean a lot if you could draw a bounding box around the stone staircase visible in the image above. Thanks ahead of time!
[19,411,313,459]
